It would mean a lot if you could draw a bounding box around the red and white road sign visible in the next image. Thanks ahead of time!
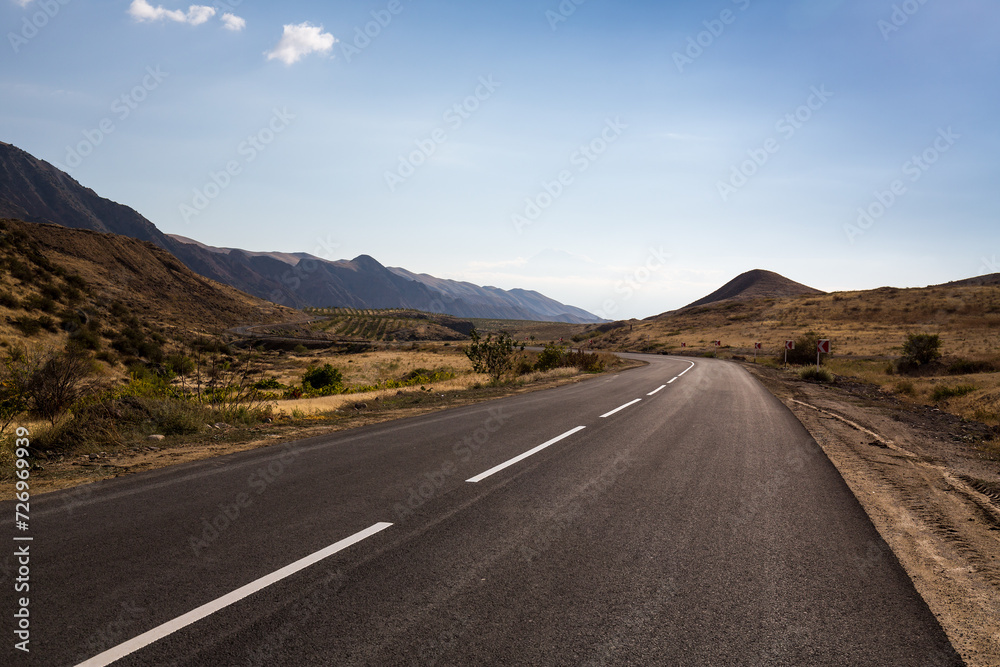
[785,340,795,350]
[681,342,686,347]
[714,340,721,347]
[817,339,831,354]
[754,342,762,350]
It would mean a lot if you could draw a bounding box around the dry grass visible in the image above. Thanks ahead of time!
[273,365,582,416]
[593,283,1000,360]
[261,346,472,388]
[820,358,1000,426]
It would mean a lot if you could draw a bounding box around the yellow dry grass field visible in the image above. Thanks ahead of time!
[265,345,470,387]
[275,367,580,417]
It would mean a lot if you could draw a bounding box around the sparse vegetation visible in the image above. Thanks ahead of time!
[465,329,514,383]
[800,367,834,383]
[769,332,828,366]
[948,359,995,375]
[930,384,977,402]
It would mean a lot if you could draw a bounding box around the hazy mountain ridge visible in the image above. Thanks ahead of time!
[0,141,603,323]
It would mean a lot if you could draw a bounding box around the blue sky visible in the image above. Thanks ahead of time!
[2,0,998,318]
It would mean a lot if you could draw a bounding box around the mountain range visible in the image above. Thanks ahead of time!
[0,141,603,323]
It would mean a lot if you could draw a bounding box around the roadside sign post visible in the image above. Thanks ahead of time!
[817,339,831,371]
[784,340,794,366]
[754,342,762,363]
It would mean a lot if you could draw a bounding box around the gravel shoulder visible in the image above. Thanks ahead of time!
[744,362,1000,667]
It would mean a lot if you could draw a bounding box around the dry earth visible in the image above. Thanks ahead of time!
[745,362,1000,667]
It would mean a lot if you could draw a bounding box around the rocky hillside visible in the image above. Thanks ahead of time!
[0,218,295,352]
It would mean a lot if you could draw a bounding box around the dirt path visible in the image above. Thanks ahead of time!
[745,363,1000,667]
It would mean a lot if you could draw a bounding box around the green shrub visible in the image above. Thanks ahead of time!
[894,380,915,396]
[800,367,834,383]
[465,330,514,382]
[565,350,605,372]
[899,333,941,370]
[931,385,976,402]
[781,332,827,366]
[535,344,566,372]
[948,359,995,375]
[302,363,343,390]
[0,292,19,309]
[253,377,284,390]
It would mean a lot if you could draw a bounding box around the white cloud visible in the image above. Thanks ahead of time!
[266,22,336,65]
[128,0,216,26]
[220,13,246,32]
[14,0,35,7]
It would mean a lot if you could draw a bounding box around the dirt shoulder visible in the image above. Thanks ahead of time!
[743,362,1000,667]
[16,359,645,499]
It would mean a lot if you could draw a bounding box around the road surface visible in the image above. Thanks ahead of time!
[3,355,962,665]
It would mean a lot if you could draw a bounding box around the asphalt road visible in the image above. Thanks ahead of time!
[3,355,963,666]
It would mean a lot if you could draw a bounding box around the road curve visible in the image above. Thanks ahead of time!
[2,355,962,666]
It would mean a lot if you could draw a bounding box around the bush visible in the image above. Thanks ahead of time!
[894,380,915,396]
[781,332,826,366]
[931,385,976,402]
[565,350,606,373]
[37,315,58,332]
[253,377,284,390]
[899,333,941,368]
[10,316,42,336]
[17,346,101,424]
[800,367,834,383]
[0,292,19,309]
[535,344,566,372]
[465,330,514,382]
[302,363,343,390]
[948,359,995,375]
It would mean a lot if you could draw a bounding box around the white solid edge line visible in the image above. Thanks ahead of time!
[599,398,642,419]
[647,385,667,396]
[677,361,696,377]
[667,377,678,384]
[466,426,586,483]
[75,522,394,667]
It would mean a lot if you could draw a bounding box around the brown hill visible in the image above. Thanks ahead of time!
[679,269,825,311]
[932,273,1000,288]
[0,219,296,345]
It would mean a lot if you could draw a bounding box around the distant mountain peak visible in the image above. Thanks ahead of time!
[682,269,824,309]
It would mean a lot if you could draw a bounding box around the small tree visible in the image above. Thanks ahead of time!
[897,333,941,373]
[902,333,941,365]
[465,329,514,382]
